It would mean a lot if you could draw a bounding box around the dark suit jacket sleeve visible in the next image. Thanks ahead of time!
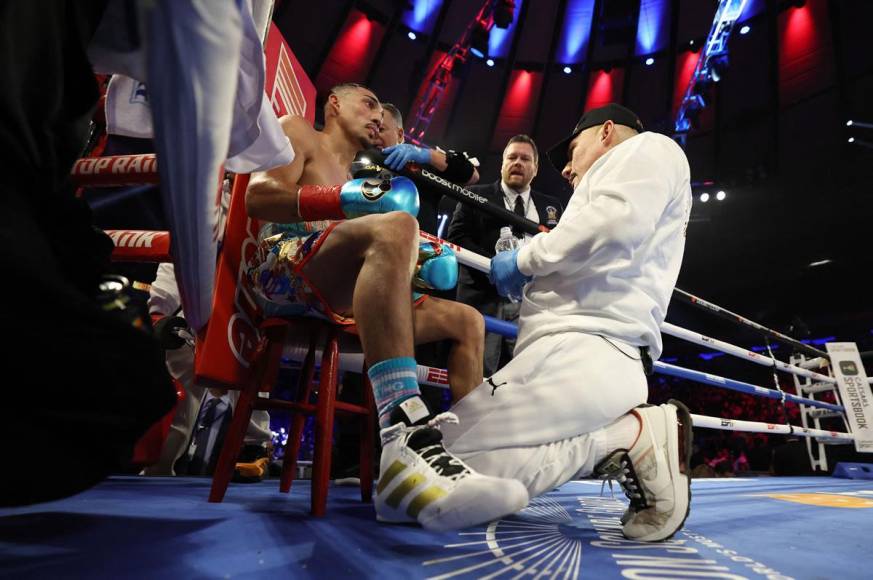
[446,192,487,256]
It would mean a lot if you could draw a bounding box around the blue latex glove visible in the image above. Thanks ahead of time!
[383,144,431,171]
[489,248,531,302]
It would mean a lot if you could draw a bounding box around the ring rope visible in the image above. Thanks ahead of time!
[670,288,828,359]
[660,322,832,384]
[652,360,843,412]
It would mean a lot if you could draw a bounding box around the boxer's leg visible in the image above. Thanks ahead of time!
[302,212,429,427]
[413,297,485,401]
[302,213,529,530]
[302,212,418,363]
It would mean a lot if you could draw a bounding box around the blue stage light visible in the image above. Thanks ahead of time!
[636,0,669,55]
[558,0,595,63]
[408,31,417,40]
[645,57,655,66]
[489,0,523,58]
[402,0,444,35]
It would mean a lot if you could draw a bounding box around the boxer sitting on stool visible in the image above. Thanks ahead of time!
[245,83,528,531]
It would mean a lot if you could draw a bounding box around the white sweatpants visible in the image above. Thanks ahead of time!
[440,332,648,498]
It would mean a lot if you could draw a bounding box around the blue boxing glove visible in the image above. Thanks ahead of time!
[338,176,420,218]
[383,144,432,171]
[298,176,420,220]
[489,248,532,302]
[414,242,458,291]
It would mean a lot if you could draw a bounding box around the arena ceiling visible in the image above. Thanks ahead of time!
[275,0,873,345]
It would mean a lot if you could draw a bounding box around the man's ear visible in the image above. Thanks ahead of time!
[398,129,405,144]
[601,120,615,144]
[327,93,341,117]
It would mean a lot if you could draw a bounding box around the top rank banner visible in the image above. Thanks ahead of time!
[826,342,873,453]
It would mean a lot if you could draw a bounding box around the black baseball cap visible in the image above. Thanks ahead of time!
[547,103,644,171]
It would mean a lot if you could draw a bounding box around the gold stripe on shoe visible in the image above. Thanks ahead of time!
[407,487,447,518]
[377,460,407,494]
[386,473,427,508]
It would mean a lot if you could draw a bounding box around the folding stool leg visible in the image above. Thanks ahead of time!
[311,326,339,516]
[280,326,318,493]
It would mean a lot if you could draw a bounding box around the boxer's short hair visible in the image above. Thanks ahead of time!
[505,134,538,165]
[328,82,368,99]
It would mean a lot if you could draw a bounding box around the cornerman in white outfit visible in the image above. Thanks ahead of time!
[440,104,695,542]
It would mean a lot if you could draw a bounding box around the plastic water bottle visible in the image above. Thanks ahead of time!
[494,226,521,303]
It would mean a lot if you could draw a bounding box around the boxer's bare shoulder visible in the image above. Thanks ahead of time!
[279,115,349,187]
[245,115,312,222]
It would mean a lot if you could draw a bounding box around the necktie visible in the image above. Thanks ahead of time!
[512,195,526,237]
[189,398,219,475]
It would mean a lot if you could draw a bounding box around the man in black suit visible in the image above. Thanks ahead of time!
[447,135,563,376]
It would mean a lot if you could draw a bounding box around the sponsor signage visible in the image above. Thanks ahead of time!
[826,342,873,452]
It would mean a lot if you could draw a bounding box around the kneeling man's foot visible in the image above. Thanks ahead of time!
[593,400,692,542]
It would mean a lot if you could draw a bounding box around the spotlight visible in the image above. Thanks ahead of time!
[486,58,495,67]
[699,193,710,203]
[716,190,726,201]
[739,25,750,35]
[848,137,855,143]
[563,66,572,74]
[645,57,655,66]
[470,19,489,58]
[846,120,853,126]
[408,31,417,40]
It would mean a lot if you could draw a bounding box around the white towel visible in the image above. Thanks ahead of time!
[105,74,155,139]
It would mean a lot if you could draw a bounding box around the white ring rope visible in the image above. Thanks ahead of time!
[660,322,833,383]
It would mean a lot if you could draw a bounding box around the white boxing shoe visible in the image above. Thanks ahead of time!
[593,400,693,542]
[375,412,529,531]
